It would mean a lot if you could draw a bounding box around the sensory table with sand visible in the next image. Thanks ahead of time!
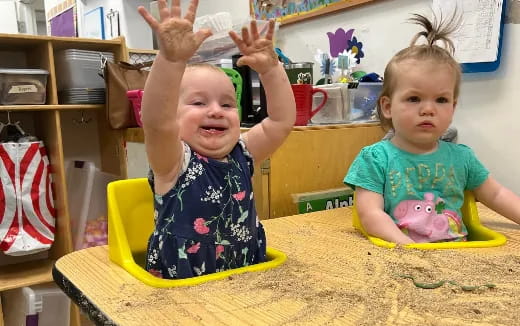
[53,204,520,325]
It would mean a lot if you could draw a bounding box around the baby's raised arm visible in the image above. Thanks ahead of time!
[229,20,296,163]
[137,0,211,194]
[356,188,415,244]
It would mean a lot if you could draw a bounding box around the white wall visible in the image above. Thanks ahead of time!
[121,0,153,49]
[0,0,19,33]
[456,25,520,194]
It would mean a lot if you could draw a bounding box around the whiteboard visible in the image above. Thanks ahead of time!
[84,7,105,39]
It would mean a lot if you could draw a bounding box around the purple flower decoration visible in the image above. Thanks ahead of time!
[347,36,365,64]
[327,28,354,57]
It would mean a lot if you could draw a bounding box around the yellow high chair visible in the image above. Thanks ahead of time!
[107,178,286,288]
[352,191,507,249]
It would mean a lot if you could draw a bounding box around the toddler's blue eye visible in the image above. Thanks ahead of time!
[407,96,420,102]
[436,97,449,103]
[192,101,205,106]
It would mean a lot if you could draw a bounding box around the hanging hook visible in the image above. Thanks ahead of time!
[73,110,92,125]
[4,111,26,134]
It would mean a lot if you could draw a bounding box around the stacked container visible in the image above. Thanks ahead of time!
[348,82,382,122]
[54,49,114,104]
[66,160,120,250]
[1,284,70,326]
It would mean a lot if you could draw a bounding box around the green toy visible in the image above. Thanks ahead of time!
[220,68,243,121]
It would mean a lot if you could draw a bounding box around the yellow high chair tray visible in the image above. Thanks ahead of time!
[352,191,507,249]
[107,178,286,288]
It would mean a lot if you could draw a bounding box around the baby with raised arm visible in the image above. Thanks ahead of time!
[137,0,295,278]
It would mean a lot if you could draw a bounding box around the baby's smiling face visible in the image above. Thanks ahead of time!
[177,67,241,160]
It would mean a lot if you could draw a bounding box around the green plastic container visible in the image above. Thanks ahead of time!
[221,67,243,121]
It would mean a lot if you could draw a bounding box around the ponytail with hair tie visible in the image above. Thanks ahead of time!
[408,13,461,55]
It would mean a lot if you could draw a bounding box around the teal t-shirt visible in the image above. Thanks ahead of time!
[344,140,489,242]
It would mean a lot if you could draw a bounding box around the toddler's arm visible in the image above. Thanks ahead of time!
[137,0,211,194]
[229,20,296,162]
[356,187,415,244]
[474,176,520,225]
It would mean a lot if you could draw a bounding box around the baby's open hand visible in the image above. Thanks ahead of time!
[138,0,212,63]
[229,19,278,75]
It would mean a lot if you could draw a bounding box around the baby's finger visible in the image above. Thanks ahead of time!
[138,6,160,30]
[265,19,275,41]
[170,0,181,18]
[184,0,198,23]
[250,20,259,40]
[241,25,252,46]
[229,31,247,53]
[194,28,213,47]
[158,0,169,22]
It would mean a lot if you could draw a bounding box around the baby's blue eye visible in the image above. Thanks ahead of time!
[192,101,205,106]
[436,97,449,103]
[407,96,420,102]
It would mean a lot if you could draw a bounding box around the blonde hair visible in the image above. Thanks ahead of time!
[186,62,223,73]
[184,62,234,90]
[377,13,462,131]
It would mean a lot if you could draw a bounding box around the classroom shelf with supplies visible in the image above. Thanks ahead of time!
[0,33,129,326]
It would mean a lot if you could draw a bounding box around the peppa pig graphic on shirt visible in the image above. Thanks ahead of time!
[393,192,465,242]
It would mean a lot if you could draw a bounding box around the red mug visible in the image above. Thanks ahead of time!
[291,84,328,126]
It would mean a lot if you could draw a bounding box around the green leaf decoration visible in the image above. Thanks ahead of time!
[237,210,249,224]
[178,244,187,260]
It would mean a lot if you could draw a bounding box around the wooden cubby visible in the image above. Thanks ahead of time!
[0,33,128,326]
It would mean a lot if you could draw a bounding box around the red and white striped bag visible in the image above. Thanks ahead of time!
[0,141,56,256]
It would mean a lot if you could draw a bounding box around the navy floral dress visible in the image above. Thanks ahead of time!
[145,139,267,279]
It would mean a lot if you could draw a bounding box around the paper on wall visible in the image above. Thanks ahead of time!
[432,0,503,63]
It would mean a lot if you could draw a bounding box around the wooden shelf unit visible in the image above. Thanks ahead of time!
[0,104,104,111]
[0,33,129,326]
[0,260,54,292]
[0,295,3,326]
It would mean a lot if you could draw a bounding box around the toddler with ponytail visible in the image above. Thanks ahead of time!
[344,13,520,244]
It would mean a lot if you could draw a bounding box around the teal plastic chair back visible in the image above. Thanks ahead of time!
[221,67,243,121]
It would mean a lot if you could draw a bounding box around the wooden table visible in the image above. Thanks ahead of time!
[53,205,520,325]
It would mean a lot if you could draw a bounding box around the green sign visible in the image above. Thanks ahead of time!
[296,190,354,214]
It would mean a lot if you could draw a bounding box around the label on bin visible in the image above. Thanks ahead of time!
[8,85,37,93]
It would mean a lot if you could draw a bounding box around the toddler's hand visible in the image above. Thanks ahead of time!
[138,0,212,63]
[229,19,278,75]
